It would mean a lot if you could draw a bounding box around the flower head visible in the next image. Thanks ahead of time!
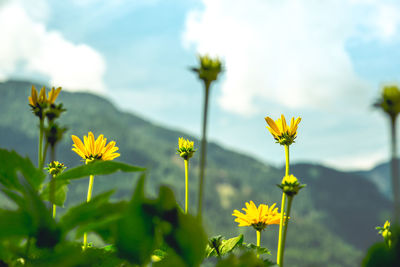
[177,137,196,160]
[278,174,306,197]
[191,55,223,84]
[29,86,62,119]
[29,85,62,107]
[45,161,66,176]
[232,201,282,231]
[71,132,120,164]
[374,85,400,118]
[265,114,301,146]
[376,220,392,247]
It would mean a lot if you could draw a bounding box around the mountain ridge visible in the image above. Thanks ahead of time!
[0,80,392,267]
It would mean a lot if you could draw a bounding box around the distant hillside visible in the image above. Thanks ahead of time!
[353,160,399,200]
[0,80,392,267]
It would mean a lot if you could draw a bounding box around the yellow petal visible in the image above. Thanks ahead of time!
[281,114,287,133]
[94,134,104,155]
[39,86,47,103]
[265,117,281,135]
[30,85,38,106]
[71,135,86,157]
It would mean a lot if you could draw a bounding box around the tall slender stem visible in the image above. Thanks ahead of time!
[279,196,293,267]
[38,118,44,169]
[50,174,56,218]
[184,159,189,214]
[198,81,211,220]
[83,174,95,249]
[87,175,94,202]
[285,145,289,176]
[256,230,261,259]
[277,145,290,265]
[390,116,400,223]
[50,146,56,218]
[53,204,57,219]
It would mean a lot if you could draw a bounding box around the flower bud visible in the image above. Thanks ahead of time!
[278,174,305,197]
[45,161,66,176]
[177,137,196,160]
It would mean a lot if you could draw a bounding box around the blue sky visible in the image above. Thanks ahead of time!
[2,0,400,170]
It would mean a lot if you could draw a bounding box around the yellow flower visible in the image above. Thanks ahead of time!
[71,132,120,163]
[232,201,282,231]
[264,114,301,146]
[177,137,196,159]
[28,85,62,107]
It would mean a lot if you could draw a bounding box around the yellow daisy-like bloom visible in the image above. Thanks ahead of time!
[264,114,301,146]
[177,137,195,159]
[232,201,282,231]
[71,132,120,164]
[28,85,62,107]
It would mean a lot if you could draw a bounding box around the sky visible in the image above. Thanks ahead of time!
[2,0,400,170]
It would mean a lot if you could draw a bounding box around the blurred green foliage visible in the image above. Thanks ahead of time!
[0,81,393,266]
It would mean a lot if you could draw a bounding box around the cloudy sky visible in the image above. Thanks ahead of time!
[3,0,400,170]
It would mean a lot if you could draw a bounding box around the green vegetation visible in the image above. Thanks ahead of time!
[0,80,392,266]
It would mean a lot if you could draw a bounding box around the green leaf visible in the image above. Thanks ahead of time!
[242,243,271,256]
[216,250,271,267]
[152,250,186,267]
[115,175,161,265]
[19,180,61,248]
[0,209,32,238]
[40,179,69,206]
[56,161,145,181]
[163,211,207,267]
[102,244,116,252]
[206,234,243,258]
[0,149,45,191]
[220,234,244,255]
[59,191,117,234]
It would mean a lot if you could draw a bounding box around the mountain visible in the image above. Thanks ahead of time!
[354,160,398,200]
[0,80,392,267]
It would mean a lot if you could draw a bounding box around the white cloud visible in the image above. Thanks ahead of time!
[0,1,106,93]
[322,150,387,171]
[183,0,400,116]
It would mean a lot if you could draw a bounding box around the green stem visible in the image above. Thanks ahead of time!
[198,81,211,220]
[83,174,95,250]
[256,230,261,259]
[285,145,289,176]
[25,236,31,259]
[50,174,56,218]
[279,196,293,267]
[184,159,189,214]
[42,142,49,168]
[390,116,400,223]
[38,118,44,169]
[50,145,57,219]
[277,145,290,265]
[53,204,57,219]
[277,193,286,264]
